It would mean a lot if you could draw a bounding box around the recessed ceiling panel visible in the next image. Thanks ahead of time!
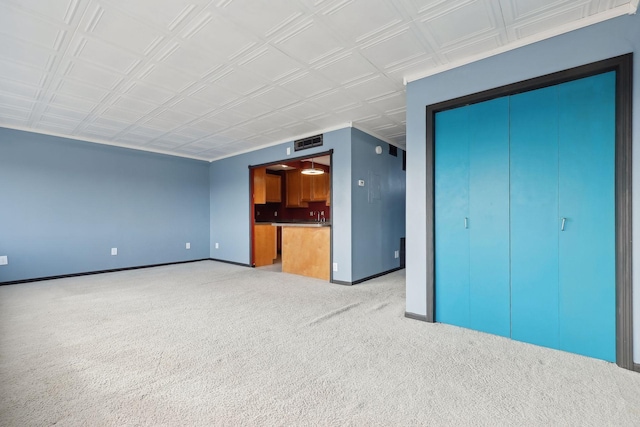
[0,37,54,70]
[220,0,304,38]
[139,64,196,93]
[311,89,358,111]
[66,61,123,89]
[158,43,223,78]
[13,0,80,24]
[0,59,45,87]
[361,28,428,69]
[314,53,376,85]
[75,36,141,75]
[56,79,109,102]
[280,71,335,98]
[238,46,302,82]
[323,0,403,43]
[276,20,344,64]
[189,83,240,106]
[211,68,268,96]
[344,75,398,101]
[422,1,495,47]
[109,0,197,30]
[0,79,41,99]
[0,6,64,49]
[85,5,165,55]
[181,12,257,61]
[250,86,300,110]
[513,5,588,39]
[125,82,175,104]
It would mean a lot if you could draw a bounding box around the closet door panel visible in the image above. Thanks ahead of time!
[558,71,616,361]
[509,86,560,349]
[468,98,511,337]
[435,107,470,327]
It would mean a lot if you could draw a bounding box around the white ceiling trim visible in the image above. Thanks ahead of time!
[631,0,639,13]
[403,4,633,84]
[0,123,210,161]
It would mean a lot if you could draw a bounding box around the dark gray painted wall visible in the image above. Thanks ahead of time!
[0,128,210,282]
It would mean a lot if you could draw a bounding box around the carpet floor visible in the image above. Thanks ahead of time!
[1,261,639,426]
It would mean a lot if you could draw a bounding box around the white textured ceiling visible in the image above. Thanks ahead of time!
[0,0,636,161]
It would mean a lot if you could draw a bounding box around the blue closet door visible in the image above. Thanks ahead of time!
[435,106,470,328]
[467,99,510,337]
[435,98,510,337]
[510,86,560,349]
[558,72,616,361]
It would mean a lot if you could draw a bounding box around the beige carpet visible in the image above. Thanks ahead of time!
[1,261,639,426]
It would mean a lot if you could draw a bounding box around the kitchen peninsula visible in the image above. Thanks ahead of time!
[273,222,330,281]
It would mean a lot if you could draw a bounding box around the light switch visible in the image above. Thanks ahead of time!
[0,256,7,265]
[186,243,191,249]
[111,248,117,256]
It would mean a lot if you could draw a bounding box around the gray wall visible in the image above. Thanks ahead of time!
[351,128,405,281]
[0,128,210,282]
[209,128,354,282]
[404,12,640,361]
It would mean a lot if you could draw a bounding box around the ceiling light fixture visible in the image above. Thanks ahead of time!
[301,159,324,175]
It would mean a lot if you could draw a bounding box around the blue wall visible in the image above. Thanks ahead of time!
[209,126,406,283]
[0,128,210,282]
[351,128,405,281]
[405,12,640,361]
[209,128,353,281]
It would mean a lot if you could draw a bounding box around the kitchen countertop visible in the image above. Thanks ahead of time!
[267,221,331,227]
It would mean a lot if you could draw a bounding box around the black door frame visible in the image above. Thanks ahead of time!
[423,54,634,370]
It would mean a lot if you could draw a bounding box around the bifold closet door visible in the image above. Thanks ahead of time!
[510,72,615,361]
[557,72,615,362]
[435,98,510,337]
[509,86,560,349]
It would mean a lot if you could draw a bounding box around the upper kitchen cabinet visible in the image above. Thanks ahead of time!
[301,172,327,202]
[266,174,281,203]
[285,169,309,208]
[253,167,281,204]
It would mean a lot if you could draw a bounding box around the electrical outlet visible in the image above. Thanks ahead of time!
[274,211,278,217]
[111,248,117,256]
[394,250,399,259]
[287,147,291,155]
[310,211,314,216]
[186,242,191,249]
[358,180,365,186]
[215,243,219,249]
[0,255,7,265]
[333,262,338,272]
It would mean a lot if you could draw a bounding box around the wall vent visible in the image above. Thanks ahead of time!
[389,144,398,157]
[294,134,323,151]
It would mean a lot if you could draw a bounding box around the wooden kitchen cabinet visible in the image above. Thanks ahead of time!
[254,224,277,267]
[253,167,267,204]
[285,170,308,208]
[254,167,281,204]
[265,174,281,203]
[324,172,331,206]
[301,172,328,202]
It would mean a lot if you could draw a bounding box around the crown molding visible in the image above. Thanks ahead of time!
[0,124,211,161]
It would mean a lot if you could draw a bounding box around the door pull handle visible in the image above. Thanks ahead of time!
[464,217,468,229]
[561,217,566,231]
